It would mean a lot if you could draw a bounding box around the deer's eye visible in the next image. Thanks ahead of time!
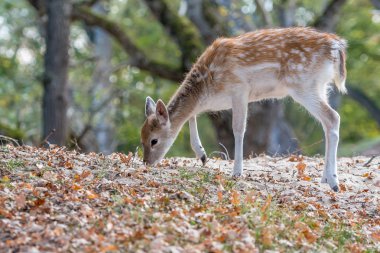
[151,139,158,147]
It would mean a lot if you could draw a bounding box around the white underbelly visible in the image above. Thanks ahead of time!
[201,95,233,112]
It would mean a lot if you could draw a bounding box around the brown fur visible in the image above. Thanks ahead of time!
[143,27,347,134]
[141,27,347,157]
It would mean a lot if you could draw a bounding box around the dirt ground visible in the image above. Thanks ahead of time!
[0,145,379,252]
[203,155,380,216]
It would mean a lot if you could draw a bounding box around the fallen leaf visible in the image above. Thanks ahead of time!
[100,245,118,252]
[15,194,26,209]
[86,190,98,199]
[231,190,240,206]
[245,191,256,204]
[339,183,347,191]
[371,231,380,242]
[0,208,13,218]
[119,152,132,164]
[296,162,306,177]
[261,195,272,212]
[261,227,273,247]
[72,184,82,191]
[34,198,45,207]
[362,172,374,179]
[2,175,10,182]
[64,161,74,169]
[217,190,223,202]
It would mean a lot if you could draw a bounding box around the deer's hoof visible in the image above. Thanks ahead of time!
[200,154,207,166]
[232,171,242,178]
[321,175,339,192]
[332,185,339,192]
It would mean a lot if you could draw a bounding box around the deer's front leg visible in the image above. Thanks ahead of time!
[189,116,207,165]
[231,97,248,177]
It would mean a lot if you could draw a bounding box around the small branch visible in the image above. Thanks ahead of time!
[313,0,347,31]
[219,142,230,160]
[28,0,184,82]
[144,0,203,70]
[208,151,228,160]
[72,6,184,82]
[185,0,217,44]
[39,129,56,147]
[0,135,20,146]
[363,156,376,167]
[290,139,324,156]
[255,0,274,27]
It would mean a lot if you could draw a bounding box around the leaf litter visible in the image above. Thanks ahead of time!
[0,145,379,252]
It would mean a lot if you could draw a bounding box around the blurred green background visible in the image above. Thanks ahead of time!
[0,0,379,157]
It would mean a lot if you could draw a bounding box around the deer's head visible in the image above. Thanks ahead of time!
[141,97,174,165]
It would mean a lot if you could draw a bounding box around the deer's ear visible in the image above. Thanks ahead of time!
[145,96,156,117]
[156,99,169,125]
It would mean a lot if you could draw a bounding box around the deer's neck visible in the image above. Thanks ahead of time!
[167,67,209,134]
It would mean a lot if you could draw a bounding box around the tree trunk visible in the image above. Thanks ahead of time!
[42,0,71,146]
[90,3,116,154]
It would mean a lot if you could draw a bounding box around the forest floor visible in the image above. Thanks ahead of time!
[0,145,379,252]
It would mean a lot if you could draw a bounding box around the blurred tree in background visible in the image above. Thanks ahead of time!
[0,0,379,157]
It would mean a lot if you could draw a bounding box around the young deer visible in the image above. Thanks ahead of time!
[141,27,347,192]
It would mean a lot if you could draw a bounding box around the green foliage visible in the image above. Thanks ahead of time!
[287,0,380,155]
[337,0,380,148]
[0,0,379,157]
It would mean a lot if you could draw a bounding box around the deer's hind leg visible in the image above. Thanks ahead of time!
[231,95,248,177]
[289,86,341,192]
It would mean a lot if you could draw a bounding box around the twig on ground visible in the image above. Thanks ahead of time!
[291,139,323,155]
[363,155,376,167]
[208,151,228,160]
[275,139,324,162]
[219,142,230,160]
[39,129,56,147]
[70,138,82,151]
[132,146,139,168]
[0,135,20,146]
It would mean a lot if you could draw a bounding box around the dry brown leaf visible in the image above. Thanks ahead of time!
[72,184,82,191]
[245,191,256,204]
[261,195,272,212]
[339,183,347,191]
[345,243,364,253]
[231,190,240,206]
[64,161,73,169]
[147,180,160,188]
[371,231,380,242]
[362,172,374,179]
[118,152,132,164]
[86,190,98,199]
[0,208,13,218]
[15,194,26,209]
[289,155,303,162]
[100,245,118,252]
[296,162,306,177]
[217,190,223,202]
[34,198,45,207]
[261,227,273,247]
